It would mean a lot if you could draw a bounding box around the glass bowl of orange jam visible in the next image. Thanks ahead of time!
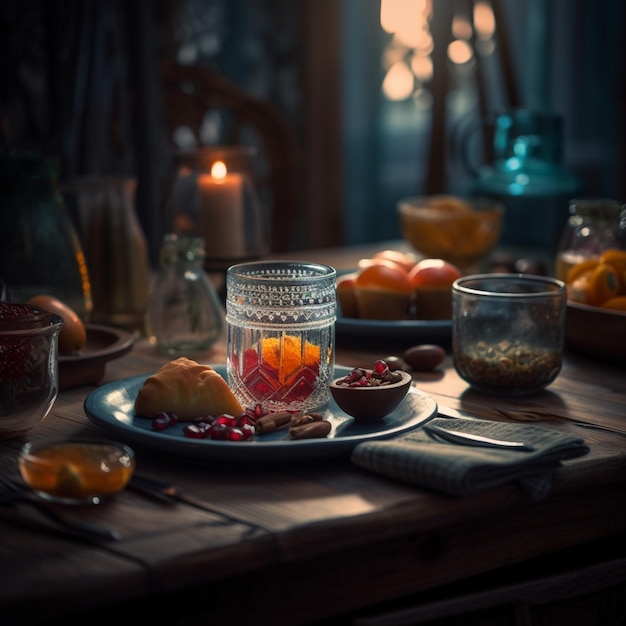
[18,439,135,504]
[397,195,504,272]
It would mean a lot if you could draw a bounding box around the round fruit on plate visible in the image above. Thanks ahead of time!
[336,272,359,318]
[408,259,462,320]
[353,260,413,320]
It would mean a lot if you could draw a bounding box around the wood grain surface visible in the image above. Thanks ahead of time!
[1,242,625,626]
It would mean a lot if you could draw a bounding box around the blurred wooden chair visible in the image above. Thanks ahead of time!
[159,60,301,253]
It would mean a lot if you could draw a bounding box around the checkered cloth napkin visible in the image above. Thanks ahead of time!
[351,417,589,500]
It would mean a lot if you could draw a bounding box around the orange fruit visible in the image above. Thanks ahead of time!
[601,296,626,311]
[567,272,594,304]
[408,259,462,289]
[355,261,413,293]
[354,261,413,320]
[566,258,599,285]
[588,263,620,306]
[336,273,359,318]
[27,294,87,353]
[371,250,417,273]
[600,249,626,292]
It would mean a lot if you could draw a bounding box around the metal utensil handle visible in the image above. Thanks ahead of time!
[424,424,534,451]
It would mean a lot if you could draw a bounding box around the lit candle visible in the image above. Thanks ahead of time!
[197,161,245,257]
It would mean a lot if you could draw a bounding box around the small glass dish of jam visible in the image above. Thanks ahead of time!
[18,439,136,505]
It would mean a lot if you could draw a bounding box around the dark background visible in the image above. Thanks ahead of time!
[1,0,624,262]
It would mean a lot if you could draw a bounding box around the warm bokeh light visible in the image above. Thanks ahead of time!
[379,0,435,100]
[410,54,433,81]
[383,42,408,68]
[380,0,427,34]
[414,29,434,53]
[210,160,227,179]
[394,23,422,49]
[474,1,495,40]
[452,15,472,40]
[447,39,473,64]
[382,61,415,100]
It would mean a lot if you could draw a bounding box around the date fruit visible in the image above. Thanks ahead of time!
[402,344,445,371]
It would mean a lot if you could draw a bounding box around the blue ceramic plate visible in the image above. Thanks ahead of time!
[335,315,451,344]
[334,269,452,344]
[84,365,436,463]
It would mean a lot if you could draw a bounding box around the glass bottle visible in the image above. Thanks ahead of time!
[555,198,624,282]
[146,234,223,355]
[0,152,92,319]
[65,176,150,331]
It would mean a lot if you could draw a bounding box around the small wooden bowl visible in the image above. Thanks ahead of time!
[330,370,412,422]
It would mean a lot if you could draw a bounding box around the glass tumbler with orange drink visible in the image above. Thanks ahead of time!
[226,261,336,412]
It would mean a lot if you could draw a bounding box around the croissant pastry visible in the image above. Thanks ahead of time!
[134,357,244,420]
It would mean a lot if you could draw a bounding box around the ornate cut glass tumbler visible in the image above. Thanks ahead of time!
[226,261,336,412]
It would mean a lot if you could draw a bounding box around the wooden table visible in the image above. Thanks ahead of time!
[1,243,625,626]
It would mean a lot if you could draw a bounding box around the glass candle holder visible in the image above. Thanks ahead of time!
[164,146,269,273]
[452,274,567,395]
[225,261,336,412]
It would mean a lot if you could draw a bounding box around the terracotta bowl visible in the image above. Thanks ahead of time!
[565,301,626,363]
[330,370,412,422]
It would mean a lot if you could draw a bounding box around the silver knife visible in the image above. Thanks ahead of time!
[436,404,482,420]
[424,423,534,451]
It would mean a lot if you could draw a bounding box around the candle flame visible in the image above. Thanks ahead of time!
[211,161,227,179]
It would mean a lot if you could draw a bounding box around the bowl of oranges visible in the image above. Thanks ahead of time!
[563,248,626,362]
[397,195,504,272]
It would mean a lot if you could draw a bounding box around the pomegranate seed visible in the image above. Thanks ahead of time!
[226,427,245,441]
[214,414,237,427]
[156,411,178,426]
[152,417,171,431]
[240,424,255,439]
[183,424,210,439]
[374,360,388,375]
[343,368,363,384]
[208,423,229,440]
[237,414,256,428]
